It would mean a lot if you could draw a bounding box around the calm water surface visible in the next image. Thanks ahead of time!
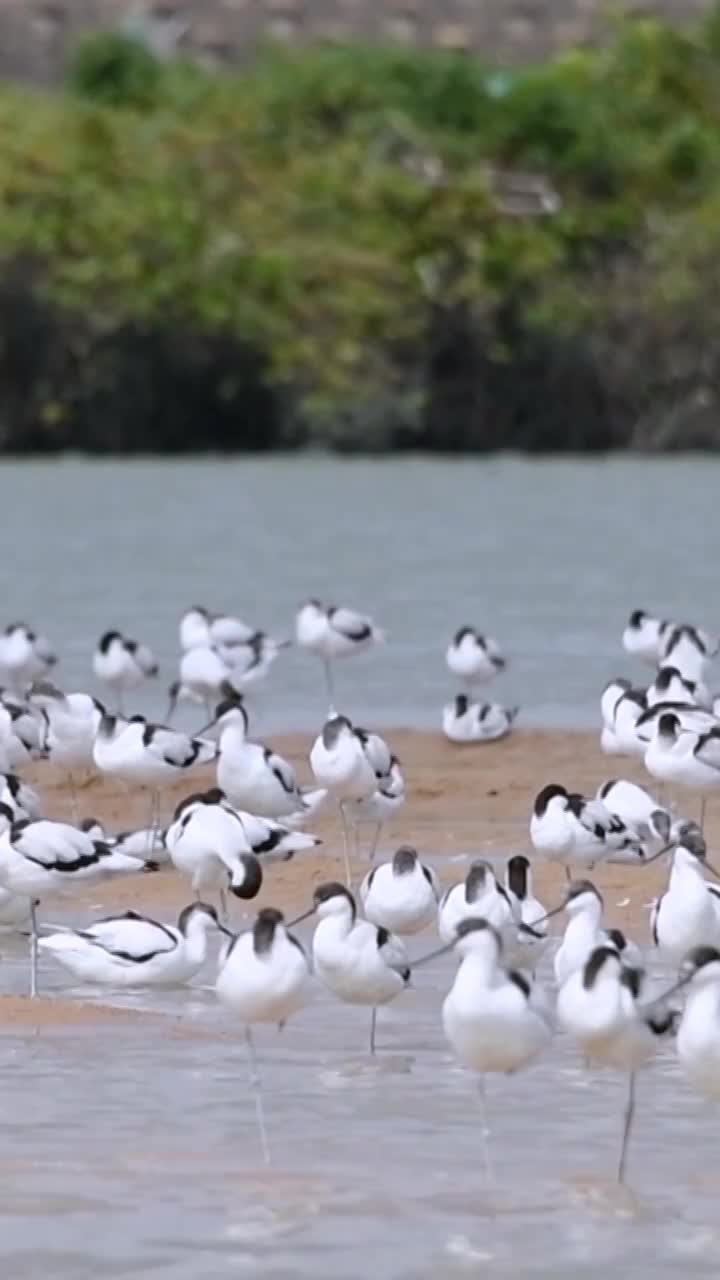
[2,919,719,1280]
[0,454,718,730]
[1,454,719,1276]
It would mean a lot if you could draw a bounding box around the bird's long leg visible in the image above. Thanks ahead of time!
[219,888,229,924]
[339,803,352,887]
[146,789,160,859]
[244,1027,270,1165]
[617,1071,636,1184]
[368,822,382,864]
[66,771,79,825]
[29,900,39,998]
[370,1007,377,1055]
[478,1075,494,1188]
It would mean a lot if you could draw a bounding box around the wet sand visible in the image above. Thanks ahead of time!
[23,728,713,943]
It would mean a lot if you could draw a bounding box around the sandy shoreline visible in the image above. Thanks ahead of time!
[20,728,712,936]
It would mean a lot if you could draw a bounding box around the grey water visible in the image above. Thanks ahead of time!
[2,452,720,1277]
[0,924,718,1280]
[0,453,718,731]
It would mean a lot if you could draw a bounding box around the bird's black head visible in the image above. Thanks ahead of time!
[465,860,491,903]
[392,846,418,876]
[177,902,221,932]
[98,631,123,653]
[321,716,352,749]
[655,666,680,690]
[507,854,529,900]
[533,783,568,816]
[230,854,263,900]
[657,712,680,738]
[313,881,356,918]
[582,946,621,989]
[253,907,285,954]
[628,609,647,628]
[682,945,720,976]
[452,626,475,646]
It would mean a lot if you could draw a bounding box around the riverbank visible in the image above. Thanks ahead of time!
[25,728,710,943]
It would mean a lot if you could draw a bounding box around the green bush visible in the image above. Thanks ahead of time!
[0,16,718,450]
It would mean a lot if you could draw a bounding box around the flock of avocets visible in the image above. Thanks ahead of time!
[0,603,720,1173]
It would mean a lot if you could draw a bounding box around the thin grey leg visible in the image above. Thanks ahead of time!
[30,900,39,998]
[368,822,382,863]
[478,1075,494,1187]
[245,1026,270,1165]
[339,804,352,887]
[617,1071,636,1184]
[370,1007,377,1055]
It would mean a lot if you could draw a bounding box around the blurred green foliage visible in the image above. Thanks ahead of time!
[1,15,720,449]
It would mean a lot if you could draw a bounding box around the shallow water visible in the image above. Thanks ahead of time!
[0,453,718,730]
[1,917,718,1280]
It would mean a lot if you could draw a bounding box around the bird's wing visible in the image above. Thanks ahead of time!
[11,821,98,869]
[376,927,409,975]
[143,726,210,768]
[84,911,177,959]
[265,748,296,796]
[327,607,372,642]
[695,730,720,773]
[134,644,158,676]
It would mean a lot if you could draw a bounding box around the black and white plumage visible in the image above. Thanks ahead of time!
[295,599,384,701]
[0,815,151,995]
[530,784,643,875]
[292,881,410,1053]
[92,631,159,709]
[360,846,439,935]
[438,860,514,945]
[600,681,647,756]
[93,713,217,787]
[39,902,229,987]
[78,816,170,865]
[621,610,669,665]
[0,622,56,690]
[445,627,506,688]
[647,665,711,711]
[209,696,326,820]
[443,695,517,743]
[660,623,718,683]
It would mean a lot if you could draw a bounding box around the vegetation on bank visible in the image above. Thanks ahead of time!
[2,18,720,451]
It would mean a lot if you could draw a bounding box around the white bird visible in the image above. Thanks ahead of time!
[635,701,718,746]
[343,754,405,861]
[93,712,217,832]
[414,917,551,1177]
[674,945,720,1099]
[92,631,158,711]
[30,683,104,817]
[600,685,648,757]
[530,784,641,878]
[179,606,214,651]
[644,713,720,825]
[78,816,169,866]
[0,814,150,995]
[295,599,384,702]
[437,918,551,1072]
[503,854,549,971]
[442,696,517,743]
[445,627,506,689]
[208,695,319,819]
[39,902,229,987]
[309,715,377,884]
[0,622,56,690]
[166,650,236,719]
[215,907,311,1163]
[557,946,676,1181]
[292,881,410,1053]
[549,880,642,986]
[164,794,264,913]
[216,632,288,689]
[647,665,711,710]
[650,828,720,963]
[438,860,513,945]
[595,778,673,845]
[660,623,718,683]
[360,846,439,935]
[0,773,41,821]
[621,610,668,665]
